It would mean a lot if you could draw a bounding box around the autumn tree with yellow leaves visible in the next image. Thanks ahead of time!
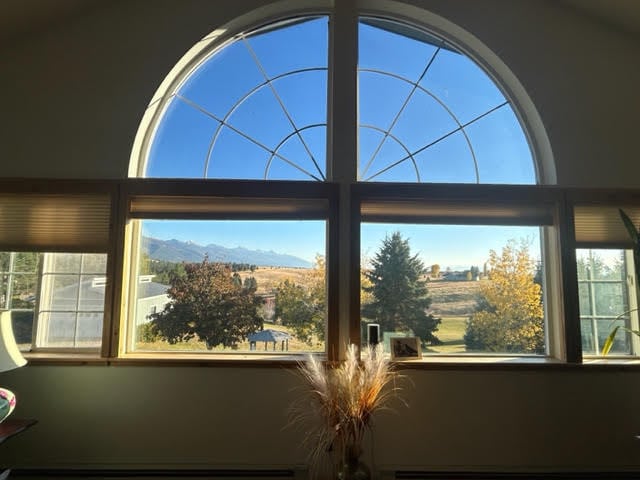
[464,240,544,354]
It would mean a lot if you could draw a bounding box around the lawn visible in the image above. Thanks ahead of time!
[425,315,468,354]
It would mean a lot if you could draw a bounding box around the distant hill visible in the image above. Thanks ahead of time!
[142,236,312,268]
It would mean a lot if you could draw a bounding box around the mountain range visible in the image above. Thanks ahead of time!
[142,236,311,268]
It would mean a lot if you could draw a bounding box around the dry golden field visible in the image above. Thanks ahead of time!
[237,266,310,294]
[427,279,482,316]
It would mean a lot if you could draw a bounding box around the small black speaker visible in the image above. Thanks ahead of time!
[367,323,380,346]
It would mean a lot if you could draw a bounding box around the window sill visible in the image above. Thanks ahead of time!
[22,352,640,370]
[24,352,107,366]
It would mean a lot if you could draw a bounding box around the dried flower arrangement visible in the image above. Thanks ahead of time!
[290,344,402,478]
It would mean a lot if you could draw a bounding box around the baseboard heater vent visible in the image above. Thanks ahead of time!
[395,472,640,480]
[10,469,302,480]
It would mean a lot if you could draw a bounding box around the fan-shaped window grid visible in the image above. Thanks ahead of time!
[144,17,534,185]
[145,17,329,181]
[357,18,535,184]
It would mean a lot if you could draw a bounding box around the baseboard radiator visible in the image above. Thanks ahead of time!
[393,472,640,480]
[9,469,304,480]
[10,469,640,480]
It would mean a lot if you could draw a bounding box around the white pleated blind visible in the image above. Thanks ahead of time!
[129,195,329,218]
[574,205,640,247]
[361,199,554,225]
[0,193,111,251]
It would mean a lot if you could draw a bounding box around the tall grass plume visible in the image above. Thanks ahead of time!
[290,344,403,476]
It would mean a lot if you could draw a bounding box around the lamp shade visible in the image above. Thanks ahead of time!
[0,311,26,372]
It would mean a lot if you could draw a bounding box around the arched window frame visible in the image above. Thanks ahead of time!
[119,1,573,363]
[120,1,566,358]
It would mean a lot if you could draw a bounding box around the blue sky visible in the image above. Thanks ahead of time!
[142,17,537,268]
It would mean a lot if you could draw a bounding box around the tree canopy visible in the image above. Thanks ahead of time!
[464,240,544,353]
[275,255,325,344]
[361,232,440,346]
[150,259,263,349]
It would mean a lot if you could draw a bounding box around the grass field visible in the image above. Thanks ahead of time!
[425,280,482,354]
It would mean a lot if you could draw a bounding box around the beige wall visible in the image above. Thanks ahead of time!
[1,0,640,472]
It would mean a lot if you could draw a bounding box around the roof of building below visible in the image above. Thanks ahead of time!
[247,329,291,343]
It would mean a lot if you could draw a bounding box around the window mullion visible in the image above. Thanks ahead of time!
[327,0,358,360]
[559,198,582,363]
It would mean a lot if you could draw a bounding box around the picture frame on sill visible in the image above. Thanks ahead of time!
[390,336,422,361]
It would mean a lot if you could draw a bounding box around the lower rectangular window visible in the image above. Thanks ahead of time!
[126,219,327,354]
[0,252,107,350]
[360,224,546,355]
[577,249,638,356]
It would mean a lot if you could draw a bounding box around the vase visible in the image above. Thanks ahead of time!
[0,388,16,423]
[336,445,371,480]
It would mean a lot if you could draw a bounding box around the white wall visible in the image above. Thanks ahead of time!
[1,0,640,472]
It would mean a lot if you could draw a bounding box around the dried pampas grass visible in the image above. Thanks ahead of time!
[290,344,403,476]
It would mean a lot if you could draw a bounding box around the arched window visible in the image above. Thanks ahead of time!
[136,16,536,185]
[125,7,558,360]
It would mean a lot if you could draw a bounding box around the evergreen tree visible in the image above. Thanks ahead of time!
[362,232,440,346]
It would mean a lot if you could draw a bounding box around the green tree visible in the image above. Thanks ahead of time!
[150,259,263,349]
[464,240,544,353]
[139,253,186,285]
[275,255,325,344]
[361,232,440,346]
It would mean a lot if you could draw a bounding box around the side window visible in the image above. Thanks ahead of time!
[573,204,640,357]
[37,253,107,349]
[0,191,111,352]
[2,252,108,351]
[577,249,638,355]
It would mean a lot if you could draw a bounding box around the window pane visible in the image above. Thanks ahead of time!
[82,254,107,274]
[145,17,328,181]
[42,311,77,347]
[76,275,106,311]
[357,17,534,184]
[50,253,82,273]
[13,252,39,272]
[361,224,545,355]
[0,253,10,271]
[131,220,326,354]
[576,249,636,356]
[580,319,595,355]
[11,274,37,309]
[593,283,627,316]
[38,252,107,349]
[578,283,592,316]
[597,318,630,355]
[0,252,41,350]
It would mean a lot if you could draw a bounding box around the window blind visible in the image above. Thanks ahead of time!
[129,195,329,219]
[361,199,554,225]
[574,205,640,248]
[0,193,111,252]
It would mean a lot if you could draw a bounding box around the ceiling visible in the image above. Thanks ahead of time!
[0,0,639,47]
[563,0,640,36]
[0,0,107,45]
